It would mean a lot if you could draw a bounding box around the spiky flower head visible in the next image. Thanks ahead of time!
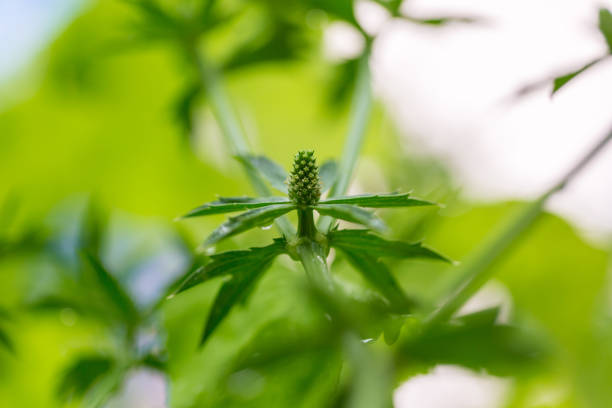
[288,150,321,207]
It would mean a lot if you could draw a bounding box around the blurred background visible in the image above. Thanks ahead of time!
[1,0,612,407]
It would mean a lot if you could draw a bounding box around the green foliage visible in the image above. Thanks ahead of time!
[204,203,295,246]
[182,196,291,218]
[398,310,546,377]
[1,0,611,407]
[56,355,116,400]
[314,204,386,232]
[194,240,287,345]
[328,229,449,262]
[599,8,612,52]
[319,192,435,208]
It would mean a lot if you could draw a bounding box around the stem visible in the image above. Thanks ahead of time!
[319,51,373,232]
[297,239,335,294]
[189,46,295,238]
[297,208,317,239]
[424,125,612,330]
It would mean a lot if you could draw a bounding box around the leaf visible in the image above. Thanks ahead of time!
[339,248,416,312]
[399,319,545,376]
[204,204,295,246]
[328,58,359,107]
[237,155,289,193]
[200,242,286,345]
[173,239,286,295]
[319,160,338,193]
[223,20,304,71]
[57,356,115,400]
[319,192,436,208]
[174,82,203,140]
[314,204,386,232]
[182,196,290,218]
[599,8,612,53]
[552,58,604,95]
[83,253,139,325]
[329,229,450,262]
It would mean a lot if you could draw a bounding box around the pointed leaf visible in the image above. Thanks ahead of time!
[182,197,290,218]
[204,204,295,246]
[329,229,450,262]
[173,239,286,295]
[83,253,139,325]
[320,192,436,208]
[238,155,289,193]
[339,248,415,312]
[314,204,386,232]
[319,160,338,193]
[552,58,604,95]
[199,242,285,345]
[599,8,612,53]
[57,356,115,399]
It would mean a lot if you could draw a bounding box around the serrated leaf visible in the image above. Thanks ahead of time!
[182,197,290,218]
[237,155,289,193]
[200,242,285,345]
[319,160,338,193]
[339,248,415,313]
[320,192,436,208]
[204,204,295,246]
[57,356,115,400]
[399,320,544,376]
[314,204,386,232]
[552,58,603,95]
[329,229,450,262]
[599,8,612,53]
[83,253,139,325]
[174,239,286,295]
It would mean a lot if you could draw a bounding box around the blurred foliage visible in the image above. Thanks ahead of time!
[0,1,611,408]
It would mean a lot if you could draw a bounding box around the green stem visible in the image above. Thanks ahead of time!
[189,46,295,238]
[297,239,335,294]
[319,51,373,232]
[297,208,317,239]
[424,125,612,331]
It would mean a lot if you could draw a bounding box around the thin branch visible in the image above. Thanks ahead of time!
[424,125,612,330]
[319,51,373,233]
[188,46,295,238]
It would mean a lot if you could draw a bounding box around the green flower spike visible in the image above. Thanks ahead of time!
[288,150,321,207]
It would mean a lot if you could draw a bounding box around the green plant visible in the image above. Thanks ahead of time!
[175,149,448,345]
